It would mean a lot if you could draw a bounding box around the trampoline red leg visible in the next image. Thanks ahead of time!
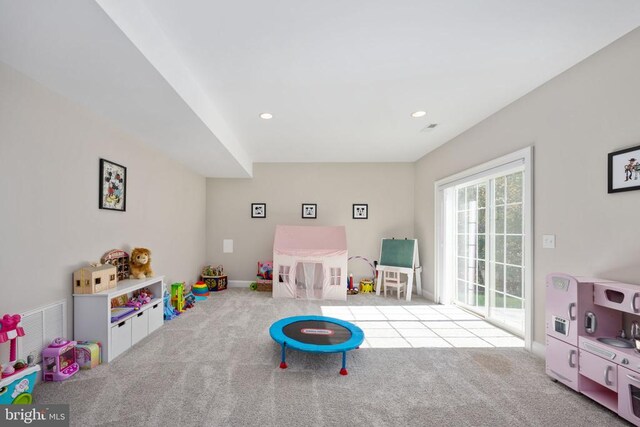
[280,343,287,369]
[339,351,348,375]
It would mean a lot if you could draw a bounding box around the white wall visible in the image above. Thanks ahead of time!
[414,27,640,346]
[206,163,415,282]
[0,62,206,361]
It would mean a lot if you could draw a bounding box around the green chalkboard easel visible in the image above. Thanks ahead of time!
[379,239,416,269]
[376,238,422,301]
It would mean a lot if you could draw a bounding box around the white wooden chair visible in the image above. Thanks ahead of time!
[383,270,406,299]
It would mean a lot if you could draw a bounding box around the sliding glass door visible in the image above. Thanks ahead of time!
[453,170,525,335]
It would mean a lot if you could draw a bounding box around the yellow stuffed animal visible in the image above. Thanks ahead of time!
[130,247,154,279]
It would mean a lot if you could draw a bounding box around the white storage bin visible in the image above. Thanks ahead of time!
[131,310,149,345]
[148,302,164,334]
[111,319,132,359]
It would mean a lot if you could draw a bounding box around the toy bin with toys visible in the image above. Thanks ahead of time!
[201,265,227,291]
[256,261,273,291]
[42,338,79,382]
[0,313,40,404]
[76,341,102,370]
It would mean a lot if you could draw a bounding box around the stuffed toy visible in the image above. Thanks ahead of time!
[130,247,154,279]
[258,261,273,280]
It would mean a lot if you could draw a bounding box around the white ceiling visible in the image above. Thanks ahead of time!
[2,1,640,177]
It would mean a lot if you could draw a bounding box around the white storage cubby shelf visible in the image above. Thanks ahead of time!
[73,276,165,363]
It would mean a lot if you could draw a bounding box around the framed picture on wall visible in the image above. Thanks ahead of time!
[302,203,317,219]
[352,203,368,219]
[608,144,640,193]
[99,158,127,211]
[251,203,266,218]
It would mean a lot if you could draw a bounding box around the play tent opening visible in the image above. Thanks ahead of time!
[273,225,347,300]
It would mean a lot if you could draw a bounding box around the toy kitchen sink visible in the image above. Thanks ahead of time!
[546,273,640,425]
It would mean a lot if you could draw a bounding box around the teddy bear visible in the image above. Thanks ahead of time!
[130,247,154,279]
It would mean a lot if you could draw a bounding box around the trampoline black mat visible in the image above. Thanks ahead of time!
[282,320,352,345]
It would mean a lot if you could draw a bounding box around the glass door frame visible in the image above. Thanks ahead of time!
[434,147,533,350]
[453,177,490,318]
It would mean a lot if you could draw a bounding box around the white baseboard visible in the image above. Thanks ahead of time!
[531,341,545,358]
[422,290,435,302]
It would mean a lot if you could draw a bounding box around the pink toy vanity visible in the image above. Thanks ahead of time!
[546,273,640,425]
[42,338,79,381]
[0,314,41,404]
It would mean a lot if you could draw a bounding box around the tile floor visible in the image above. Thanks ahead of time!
[320,304,524,349]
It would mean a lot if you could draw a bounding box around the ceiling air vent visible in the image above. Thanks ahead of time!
[420,123,438,133]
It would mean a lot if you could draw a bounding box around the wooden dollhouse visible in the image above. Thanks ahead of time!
[73,264,117,294]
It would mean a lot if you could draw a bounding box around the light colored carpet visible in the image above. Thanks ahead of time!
[34,289,627,426]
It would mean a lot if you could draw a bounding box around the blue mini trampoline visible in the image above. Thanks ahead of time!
[269,315,364,376]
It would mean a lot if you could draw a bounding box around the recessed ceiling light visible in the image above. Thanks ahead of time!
[259,113,273,120]
[411,111,427,118]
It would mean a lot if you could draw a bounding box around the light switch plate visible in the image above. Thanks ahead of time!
[542,234,555,249]
[223,239,233,253]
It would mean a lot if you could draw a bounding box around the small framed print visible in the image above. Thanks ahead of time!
[353,203,368,219]
[99,158,126,212]
[251,203,266,218]
[608,144,640,193]
[302,203,317,219]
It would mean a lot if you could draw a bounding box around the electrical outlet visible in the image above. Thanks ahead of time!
[542,234,556,249]
[223,239,233,253]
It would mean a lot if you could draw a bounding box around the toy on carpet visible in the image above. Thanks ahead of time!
[75,341,102,370]
[346,274,359,295]
[192,281,209,300]
[249,282,258,291]
[183,291,196,310]
[359,279,374,293]
[269,316,364,376]
[170,282,186,312]
[0,314,41,404]
[130,247,154,279]
[163,291,180,320]
[255,261,273,291]
[42,337,79,382]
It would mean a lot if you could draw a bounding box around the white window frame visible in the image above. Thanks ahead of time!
[434,146,533,351]
[278,265,290,283]
[329,267,342,286]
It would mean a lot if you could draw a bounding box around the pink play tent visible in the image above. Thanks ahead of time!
[273,225,348,300]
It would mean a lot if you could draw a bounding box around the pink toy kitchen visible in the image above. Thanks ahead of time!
[546,273,640,425]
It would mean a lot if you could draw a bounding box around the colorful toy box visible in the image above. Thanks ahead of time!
[76,341,102,370]
[202,275,227,292]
